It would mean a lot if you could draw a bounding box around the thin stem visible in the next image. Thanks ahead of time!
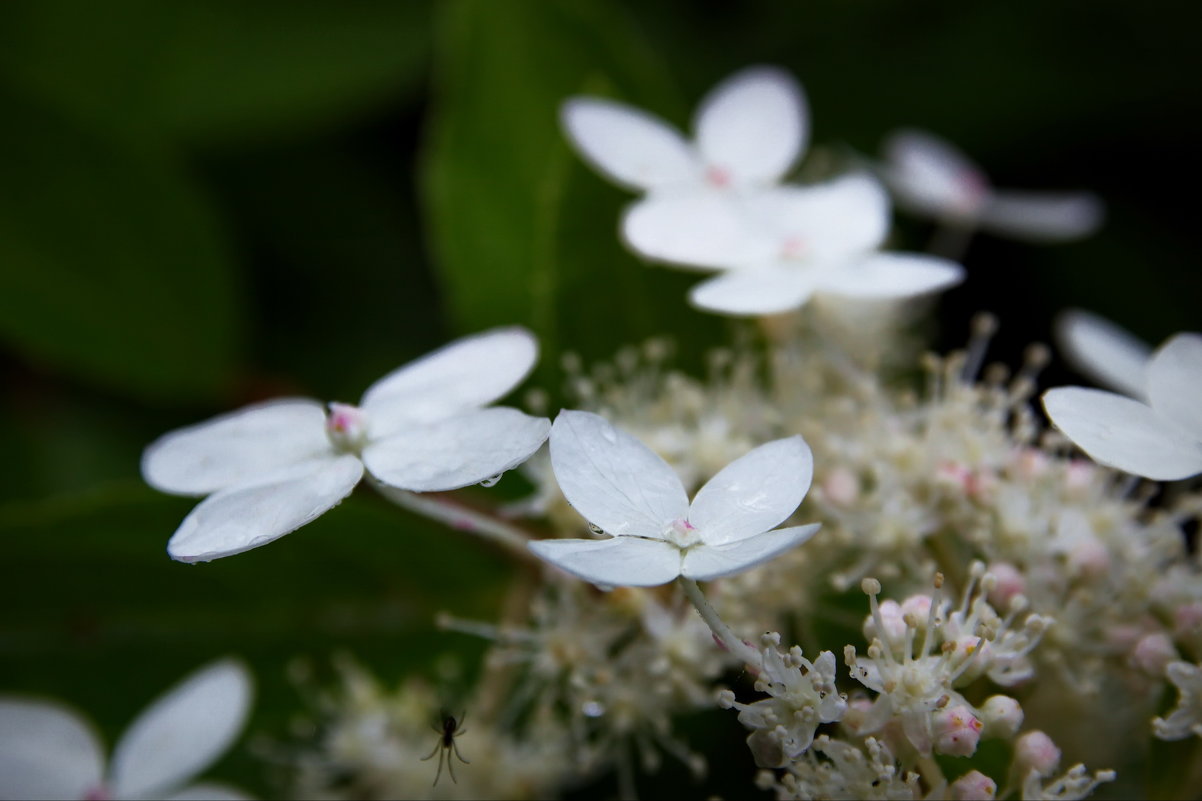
[369,479,538,562]
[678,577,762,667]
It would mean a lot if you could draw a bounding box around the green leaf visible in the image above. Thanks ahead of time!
[423,0,728,380]
[0,93,242,401]
[0,0,432,143]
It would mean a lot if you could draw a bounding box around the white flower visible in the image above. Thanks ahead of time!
[528,410,820,587]
[561,65,806,196]
[143,328,551,562]
[622,172,964,316]
[1053,308,1151,399]
[881,128,1103,242]
[0,659,253,801]
[1042,332,1202,480]
[1153,660,1202,740]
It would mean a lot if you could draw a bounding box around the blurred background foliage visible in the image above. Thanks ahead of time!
[1,0,1198,795]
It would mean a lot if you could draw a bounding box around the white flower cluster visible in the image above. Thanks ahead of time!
[72,62,1195,801]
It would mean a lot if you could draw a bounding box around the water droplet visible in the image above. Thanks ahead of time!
[479,474,503,488]
[582,700,605,718]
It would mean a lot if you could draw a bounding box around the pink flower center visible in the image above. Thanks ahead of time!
[325,402,369,452]
[706,165,732,188]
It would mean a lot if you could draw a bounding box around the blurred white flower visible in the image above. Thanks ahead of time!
[0,659,253,801]
[143,328,551,562]
[622,172,963,316]
[1153,660,1202,740]
[561,66,806,196]
[1042,332,1202,480]
[528,410,819,587]
[1054,308,1152,399]
[881,128,1103,242]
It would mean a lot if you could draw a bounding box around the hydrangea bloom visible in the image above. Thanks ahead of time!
[143,328,551,561]
[622,172,964,316]
[1042,332,1202,480]
[561,66,806,196]
[881,128,1103,242]
[0,659,252,801]
[528,410,820,587]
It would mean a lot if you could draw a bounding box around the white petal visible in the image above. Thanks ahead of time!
[1147,333,1202,440]
[1054,309,1151,399]
[816,252,964,300]
[980,190,1104,241]
[689,436,812,545]
[682,524,821,581]
[1043,387,1202,480]
[688,267,817,316]
[166,782,255,801]
[167,455,364,562]
[528,536,682,587]
[882,129,989,219]
[360,328,538,434]
[110,660,252,801]
[560,97,699,192]
[362,407,550,492]
[0,698,104,801]
[747,175,890,260]
[621,192,771,270]
[142,400,330,496]
[549,410,689,538]
[694,66,807,186]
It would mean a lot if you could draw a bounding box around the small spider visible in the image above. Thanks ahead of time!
[422,711,470,786]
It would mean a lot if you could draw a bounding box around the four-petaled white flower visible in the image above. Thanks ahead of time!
[0,659,252,801]
[621,172,965,316]
[881,128,1104,242]
[143,328,551,562]
[561,66,807,196]
[1043,332,1202,480]
[528,410,820,587]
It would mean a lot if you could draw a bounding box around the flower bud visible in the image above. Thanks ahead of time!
[1014,730,1060,777]
[950,769,997,800]
[980,695,1023,738]
[1131,632,1178,677]
[933,705,983,756]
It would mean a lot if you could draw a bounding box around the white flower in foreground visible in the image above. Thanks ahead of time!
[622,172,964,316]
[143,328,551,562]
[1054,308,1152,399]
[528,410,820,587]
[1043,332,1202,480]
[882,128,1103,242]
[561,65,806,195]
[0,659,252,801]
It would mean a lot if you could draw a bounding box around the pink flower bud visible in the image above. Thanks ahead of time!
[950,769,997,800]
[1131,632,1178,677]
[986,563,1025,610]
[933,705,983,756]
[1014,730,1060,777]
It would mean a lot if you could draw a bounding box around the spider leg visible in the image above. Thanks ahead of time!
[452,737,471,765]
[431,745,447,787]
[421,740,442,761]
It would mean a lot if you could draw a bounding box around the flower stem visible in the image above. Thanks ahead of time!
[369,479,538,562]
[678,577,762,667]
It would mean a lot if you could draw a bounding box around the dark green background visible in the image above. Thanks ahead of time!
[1,1,1197,796]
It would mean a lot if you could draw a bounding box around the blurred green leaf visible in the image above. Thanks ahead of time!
[0,0,432,143]
[0,93,242,401]
[0,480,512,794]
[423,0,729,380]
